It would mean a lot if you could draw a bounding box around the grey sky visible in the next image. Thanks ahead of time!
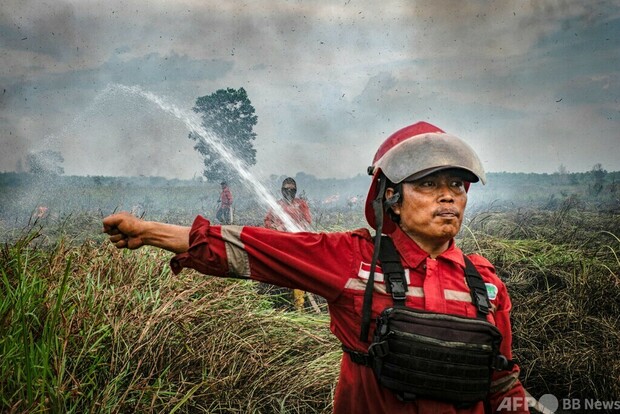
[1,0,619,180]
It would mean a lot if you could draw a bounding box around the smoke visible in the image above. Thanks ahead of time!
[54,87,203,178]
[0,0,618,180]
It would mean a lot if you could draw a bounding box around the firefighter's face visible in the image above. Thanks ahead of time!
[281,184,297,202]
[388,171,467,247]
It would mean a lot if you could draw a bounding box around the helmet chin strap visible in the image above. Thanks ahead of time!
[360,175,387,341]
[360,177,407,341]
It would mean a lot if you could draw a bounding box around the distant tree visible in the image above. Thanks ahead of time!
[589,163,607,195]
[557,164,568,175]
[26,150,64,175]
[553,163,569,185]
[188,87,258,183]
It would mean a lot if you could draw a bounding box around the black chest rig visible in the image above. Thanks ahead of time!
[346,237,513,405]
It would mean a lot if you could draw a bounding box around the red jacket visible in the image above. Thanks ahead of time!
[219,187,233,208]
[171,216,529,414]
[264,198,312,231]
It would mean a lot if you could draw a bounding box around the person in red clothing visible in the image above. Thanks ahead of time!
[103,121,529,413]
[216,180,233,224]
[264,177,312,231]
[263,177,313,310]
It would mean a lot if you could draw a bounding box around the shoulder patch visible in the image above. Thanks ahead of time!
[485,283,498,300]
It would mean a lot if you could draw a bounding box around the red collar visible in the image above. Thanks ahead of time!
[390,227,465,269]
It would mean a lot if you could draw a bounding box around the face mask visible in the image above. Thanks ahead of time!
[282,187,297,202]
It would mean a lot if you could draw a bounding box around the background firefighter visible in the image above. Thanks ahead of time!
[103,121,529,413]
[263,177,313,311]
[215,180,233,224]
[264,177,312,231]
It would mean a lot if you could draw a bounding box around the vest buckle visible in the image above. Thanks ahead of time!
[368,340,389,358]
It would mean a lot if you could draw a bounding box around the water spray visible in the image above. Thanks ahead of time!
[104,84,303,233]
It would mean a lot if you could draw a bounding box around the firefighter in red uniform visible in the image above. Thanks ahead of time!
[103,122,529,413]
[264,177,312,231]
[216,181,233,224]
[263,177,313,310]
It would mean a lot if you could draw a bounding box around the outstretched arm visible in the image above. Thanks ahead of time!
[102,212,190,253]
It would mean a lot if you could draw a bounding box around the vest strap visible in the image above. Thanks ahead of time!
[378,237,407,306]
[463,255,491,319]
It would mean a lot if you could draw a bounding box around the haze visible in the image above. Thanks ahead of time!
[1,0,618,180]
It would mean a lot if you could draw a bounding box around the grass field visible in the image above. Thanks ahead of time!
[1,201,619,413]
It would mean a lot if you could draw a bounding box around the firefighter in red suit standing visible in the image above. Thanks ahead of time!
[264,177,312,232]
[264,176,312,310]
[103,121,529,413]
[216,181,233,224]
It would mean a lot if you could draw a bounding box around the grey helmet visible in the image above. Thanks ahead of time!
[365,121,486,233]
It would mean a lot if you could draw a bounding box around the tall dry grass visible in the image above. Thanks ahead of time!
[2,204,619,413]
[1,228,339,413]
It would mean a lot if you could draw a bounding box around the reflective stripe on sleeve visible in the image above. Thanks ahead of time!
[220,225,251,278]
